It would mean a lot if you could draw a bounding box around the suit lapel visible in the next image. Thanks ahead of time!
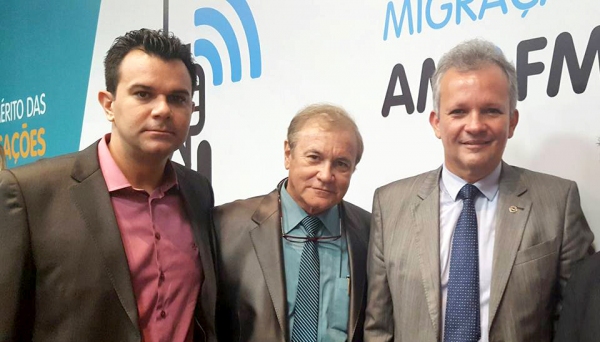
[69,142,139,331]
[488,162,531,328]
[249,189,288,340]
[414,168,443,339]
[176,168,216,333]
[344,203,368,341]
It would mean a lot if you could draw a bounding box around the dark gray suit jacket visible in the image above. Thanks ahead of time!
[213,187,371,342]
[555,252,600,342]
[365,163,594,342]
[0,141,217,342]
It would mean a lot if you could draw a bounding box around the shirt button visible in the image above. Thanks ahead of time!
[191,243,197,250]
[155,232,161,240]
[159,272,165,282]
[160,310,166,318]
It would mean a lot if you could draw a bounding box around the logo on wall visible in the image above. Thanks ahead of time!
[194,0,262,86]
[382,0,547,41]
[380,25,600,117]
[170,0,262,182]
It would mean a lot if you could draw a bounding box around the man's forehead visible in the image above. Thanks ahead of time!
[116,50,191,92]
[295,125,357,151]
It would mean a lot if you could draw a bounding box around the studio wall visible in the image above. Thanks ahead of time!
[2,0,600,237]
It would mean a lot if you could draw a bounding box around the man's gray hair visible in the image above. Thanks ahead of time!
[432,38,518,115]
[287,103,364,165]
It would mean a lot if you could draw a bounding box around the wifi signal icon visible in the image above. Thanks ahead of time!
[194,0,262,86]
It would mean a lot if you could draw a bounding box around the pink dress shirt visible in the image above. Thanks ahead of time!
[98,135,202,342]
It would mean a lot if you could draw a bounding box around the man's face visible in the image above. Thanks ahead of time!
[429,64,519,183]
[98,49,193,163]
[284,119,358,216]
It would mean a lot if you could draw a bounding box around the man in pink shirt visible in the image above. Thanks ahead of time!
[0,29,216,342]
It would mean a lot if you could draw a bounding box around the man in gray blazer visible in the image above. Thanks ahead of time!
[213,104,371,342]
[364,39,594,342]
[0,29,216,341]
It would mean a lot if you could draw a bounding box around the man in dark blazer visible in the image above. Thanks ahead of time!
[0,29,216,341]
[555,252,600,342]
[213,104,370,342]
[364,39,594,342]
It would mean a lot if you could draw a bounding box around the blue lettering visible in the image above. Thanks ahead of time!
[456,0,477,24]
[383,0,414,40]
[417,0,423,33]
[426,0,453,29]
[511,0,539,18]
[478,0,508,19]
[383,0,546,39]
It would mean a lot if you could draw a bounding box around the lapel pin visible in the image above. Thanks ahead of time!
[509,206,519,213]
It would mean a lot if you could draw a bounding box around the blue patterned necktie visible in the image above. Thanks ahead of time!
[444,184,481,342]
[290,216,321,342]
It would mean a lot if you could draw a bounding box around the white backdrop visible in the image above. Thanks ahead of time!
[79,0,600,238]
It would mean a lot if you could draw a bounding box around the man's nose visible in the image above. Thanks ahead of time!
[151,96,171,118]
[316,163,334,182]
[464,111,485,133]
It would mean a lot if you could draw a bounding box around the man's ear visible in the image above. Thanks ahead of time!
[98,91,115,122]
[429,111,442,139]
[508,109,519,139]
[284,140,292,170]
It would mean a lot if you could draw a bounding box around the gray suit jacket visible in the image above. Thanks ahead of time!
[0,141,217,342]
[364,163,594,342]
[213,187,371,342]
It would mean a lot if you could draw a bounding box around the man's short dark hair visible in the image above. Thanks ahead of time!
[104,28,197,94]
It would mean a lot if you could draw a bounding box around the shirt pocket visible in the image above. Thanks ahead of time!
[324,277,350,341]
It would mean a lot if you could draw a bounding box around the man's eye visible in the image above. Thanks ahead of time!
[483,108,502,114]
[169,95,187,104]
[135,91,150,99]
[335,160,351,171]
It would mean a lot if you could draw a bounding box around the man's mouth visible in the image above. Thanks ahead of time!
[462,140,491,146]
[313,187,334,194]
[146,128,174,135]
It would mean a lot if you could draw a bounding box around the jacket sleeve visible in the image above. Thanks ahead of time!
[557,181,594,312]
[0,170,35,341]
[363,189,394,342]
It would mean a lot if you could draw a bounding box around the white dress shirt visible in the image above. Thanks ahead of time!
[440,163,501,342]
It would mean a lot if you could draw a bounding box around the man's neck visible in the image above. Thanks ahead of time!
[442,162,502,191]
[108,146,168,194]
[122,162,167,193]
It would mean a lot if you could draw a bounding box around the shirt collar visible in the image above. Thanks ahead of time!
[441,162,501,202]
[97,133,179,193]
[280,181,340,236]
